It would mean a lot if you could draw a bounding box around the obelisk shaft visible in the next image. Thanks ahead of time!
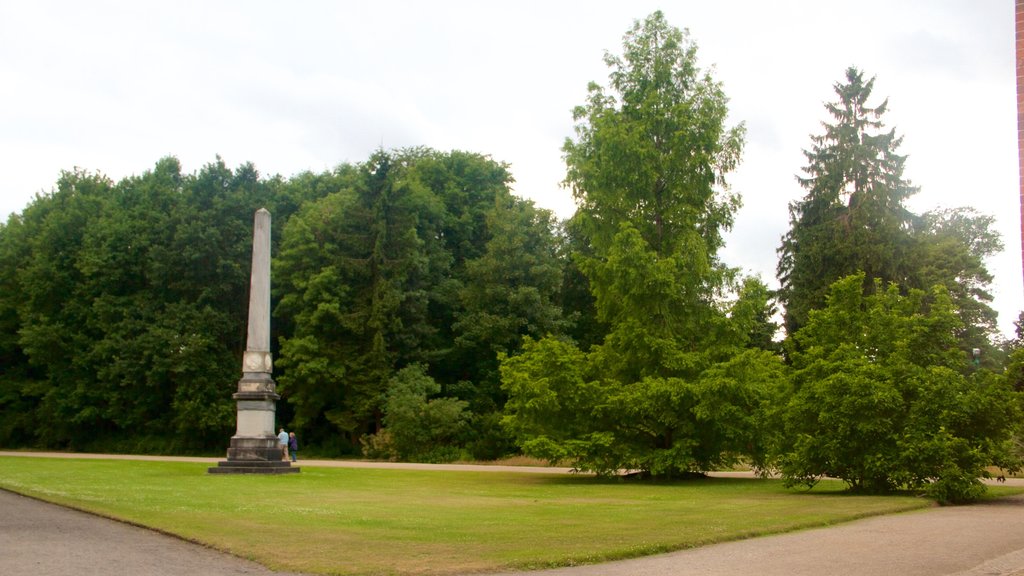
[242,208,272,377]
[210,208,297,472]
[219,208,284,463]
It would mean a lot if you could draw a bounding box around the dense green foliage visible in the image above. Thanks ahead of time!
[502,11,781,477]
[273,148,566,457]
[913,207,1004,365]
[0,150,568,457]
[768,67,1016,502]
[777,68,918,336]
[774,274,1022,503]
[364,364,470,462]
[777,68,1000,359]
[0,12,1018,503]
[0,158,309,451]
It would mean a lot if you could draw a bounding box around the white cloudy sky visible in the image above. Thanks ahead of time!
[1,1,1020,336]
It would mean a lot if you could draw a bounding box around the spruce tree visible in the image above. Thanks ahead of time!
[777,67,918,336]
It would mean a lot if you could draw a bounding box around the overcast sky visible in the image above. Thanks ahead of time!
[1,1,1019,337]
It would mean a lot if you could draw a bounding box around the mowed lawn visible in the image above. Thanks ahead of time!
[0,456,966,576]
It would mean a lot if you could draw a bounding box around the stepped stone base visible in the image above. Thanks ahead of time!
[208,460,299,474]
[207,434,299,474]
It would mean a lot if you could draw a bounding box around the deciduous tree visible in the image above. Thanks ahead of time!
[504,12,777,476]
[777,274,1021,503]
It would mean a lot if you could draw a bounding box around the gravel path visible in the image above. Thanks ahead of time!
[2,452,1024,576]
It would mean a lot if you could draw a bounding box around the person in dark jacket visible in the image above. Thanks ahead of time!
[288,432,298,462]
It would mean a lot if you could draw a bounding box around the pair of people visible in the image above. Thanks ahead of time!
[277,428,298,462]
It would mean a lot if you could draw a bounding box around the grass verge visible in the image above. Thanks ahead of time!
[0,456,1009,576]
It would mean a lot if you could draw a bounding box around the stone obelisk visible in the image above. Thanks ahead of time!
[209,208,298,474]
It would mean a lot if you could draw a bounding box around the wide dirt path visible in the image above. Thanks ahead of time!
[2,452,1024,576]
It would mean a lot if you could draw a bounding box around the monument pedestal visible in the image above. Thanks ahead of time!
[208,376,299,474]
[208,437,299,474]
[209,208,298,475]
[209,432,301,474]
[208,459,298,474]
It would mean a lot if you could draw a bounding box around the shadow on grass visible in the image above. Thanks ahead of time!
[511,471,1024,504]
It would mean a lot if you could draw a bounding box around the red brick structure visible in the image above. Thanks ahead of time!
[1018,1,1024,285]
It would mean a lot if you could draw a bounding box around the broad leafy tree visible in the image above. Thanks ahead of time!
[4,169,111,447]
[275,150,443,448]
[776,274,1022,503]
[913,207,1002,365]
[453,196,567,403]
[0,213,36,445]
[0,157,288,451]
[275,148,569,457]
[365,364,470,462]
[503,12,781,477]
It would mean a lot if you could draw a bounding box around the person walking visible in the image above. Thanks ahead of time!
[277,428,288,460]
[288,432,298,462]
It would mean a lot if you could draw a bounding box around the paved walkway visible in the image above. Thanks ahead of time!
[2,452,1024,576]
[488,494,1024,576]
[0,489,306,576]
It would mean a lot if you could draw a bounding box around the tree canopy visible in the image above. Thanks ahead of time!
[0,158,296,451]
[775,274,1021,503]
[777,67,919,337]
[0,150,570,458]
[0,14,1018,503]
[273,148,567,456]
[502,12,781,477]
[777,66,1003,368]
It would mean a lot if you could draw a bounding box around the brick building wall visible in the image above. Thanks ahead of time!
[1017,0,1024,285]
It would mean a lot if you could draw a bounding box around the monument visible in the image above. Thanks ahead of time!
[209,208,299,474]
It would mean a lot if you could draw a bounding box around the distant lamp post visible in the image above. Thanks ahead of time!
[972,348,981,368]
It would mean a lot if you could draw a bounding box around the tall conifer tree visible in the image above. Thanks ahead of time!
[777,67,918,336]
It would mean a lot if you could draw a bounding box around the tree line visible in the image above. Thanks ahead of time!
[0,149,566,458]
[0,12,1020,502]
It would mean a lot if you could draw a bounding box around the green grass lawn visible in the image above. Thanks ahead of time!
[2,457,1016,576]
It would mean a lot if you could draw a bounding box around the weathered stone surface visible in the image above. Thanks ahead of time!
[223,436,281,461]
[208,460,300,474]
[231,389,277,438]
[210,209,297,474]
[244,208,272,373]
